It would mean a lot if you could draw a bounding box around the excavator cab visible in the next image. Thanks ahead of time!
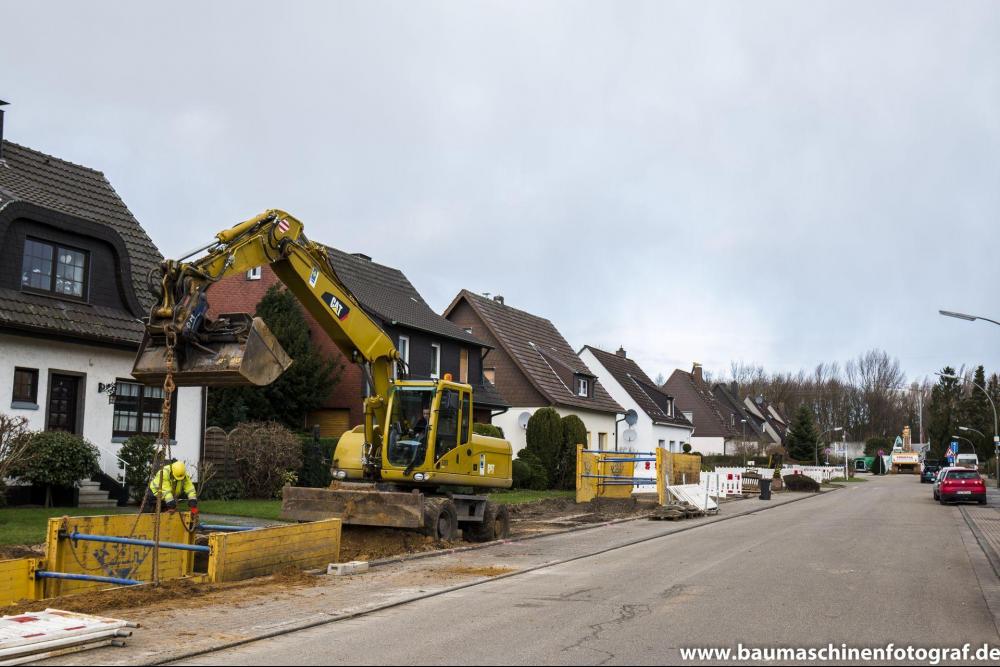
[132,312,293,387]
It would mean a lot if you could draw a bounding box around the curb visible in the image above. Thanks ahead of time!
[960,506,1000,580]
[147,489,831,666]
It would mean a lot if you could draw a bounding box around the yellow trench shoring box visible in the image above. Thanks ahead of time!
[43,513,196,598]
[0,558,43,606]
[575,445,636,503]
[207,518,341,583]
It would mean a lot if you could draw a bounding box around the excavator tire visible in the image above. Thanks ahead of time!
[422,498,458,541]
[462,501,510,543]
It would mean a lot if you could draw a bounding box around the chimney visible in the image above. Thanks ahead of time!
[692,362,703,384]
[730,381,738,397]
[0,100,7,162]
[493,295,505,305]
[616,346,626,358]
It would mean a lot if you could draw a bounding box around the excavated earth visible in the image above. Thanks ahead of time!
[0,496,658,616]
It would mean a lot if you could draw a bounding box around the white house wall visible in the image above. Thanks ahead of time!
[0,333,204,479]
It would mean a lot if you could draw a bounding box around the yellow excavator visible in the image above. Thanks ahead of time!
[133,209,513,541]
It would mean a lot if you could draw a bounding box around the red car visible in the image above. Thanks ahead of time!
[935,467,987,505]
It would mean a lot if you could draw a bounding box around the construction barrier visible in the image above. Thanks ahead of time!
[0,558,42,607]
[206,518,341,583]
[42,513,196,598]
[576,446,649,503]
[663,453,702,486]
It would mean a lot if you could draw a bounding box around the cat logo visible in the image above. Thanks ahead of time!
[487,463,496,475]
[308,266,320,288]
[321,292,351,321]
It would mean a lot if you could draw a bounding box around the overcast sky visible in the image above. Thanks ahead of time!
[4,1,1000,383]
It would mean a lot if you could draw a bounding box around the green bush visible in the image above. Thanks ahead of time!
[559,415,588,490]
[682,443,692,453]
[473,423,504,439]
[200,478,245,501]
[525,408,562,487]
[782,474,820,492]
[118,435,158,503]
[298,435,337,488]
[515,449,549,490]
[12,431,100,507]
[512,459,533,489]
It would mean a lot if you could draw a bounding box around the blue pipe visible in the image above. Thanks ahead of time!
[198,524,255,532]
[35,570,142,586]
[65,531,211,554]
[599,457,657,462]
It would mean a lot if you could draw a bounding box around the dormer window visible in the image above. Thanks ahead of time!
[246,266,262,281]
[576,376,590,397]
[21,238,88,300]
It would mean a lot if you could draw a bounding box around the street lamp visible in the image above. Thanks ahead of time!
[741,418,747,466]
[939,310,1000,327]
[938,371,999,486]
[816,426,844,466]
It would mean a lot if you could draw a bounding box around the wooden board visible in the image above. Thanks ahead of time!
[281,486,424,529]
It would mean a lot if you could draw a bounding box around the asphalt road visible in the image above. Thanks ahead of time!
[178,476,1000,665]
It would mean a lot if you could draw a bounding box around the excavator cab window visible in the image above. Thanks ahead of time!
[386,385,435,469]
[434,389,460,461]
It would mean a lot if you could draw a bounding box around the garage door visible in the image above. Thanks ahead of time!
[305,409,351,438]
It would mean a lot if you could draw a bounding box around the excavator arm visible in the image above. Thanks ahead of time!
[132,209,400,464]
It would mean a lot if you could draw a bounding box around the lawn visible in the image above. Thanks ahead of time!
[487,489,575,504]
[0,506,132,546]
[0,491,572,546]
[828,477,868,483]
[198,499,283,521]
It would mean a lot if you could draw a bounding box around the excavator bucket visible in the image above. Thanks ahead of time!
[132,314,293,387]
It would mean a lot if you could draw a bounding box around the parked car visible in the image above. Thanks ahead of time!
[921,459,944,484]
[934,467,987,505]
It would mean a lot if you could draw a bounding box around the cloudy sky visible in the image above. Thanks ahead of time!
[4,1,1000,383]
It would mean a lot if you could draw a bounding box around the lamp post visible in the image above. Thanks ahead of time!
[816,426,844,466]
[939,310,1000,487]
[741,419,747,466]
[938,371,999,487]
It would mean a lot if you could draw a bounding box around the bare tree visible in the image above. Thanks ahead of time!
[0,414,34,481]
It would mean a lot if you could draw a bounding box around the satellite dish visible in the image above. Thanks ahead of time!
[624,409,639,427]
[623,428,638,442]
[518,411,532,430]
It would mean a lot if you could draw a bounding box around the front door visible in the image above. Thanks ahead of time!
[47,374,80,433]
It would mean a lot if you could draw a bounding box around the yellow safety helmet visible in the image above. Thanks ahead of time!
[170,461,187,480]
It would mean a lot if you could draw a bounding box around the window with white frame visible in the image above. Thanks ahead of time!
[576,377,589,397]
[430,343,441,379]
[113,380,169,438]
[246,266,262,280]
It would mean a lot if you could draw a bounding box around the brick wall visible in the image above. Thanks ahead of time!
[206,265,364,427]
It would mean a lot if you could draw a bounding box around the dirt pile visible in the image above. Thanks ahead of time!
[0,546,44,561]
[339,526,455,562]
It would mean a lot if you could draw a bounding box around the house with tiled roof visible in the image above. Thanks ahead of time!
[0,116,205,500]
[579,345,693,455]
[662,363,741,455]
[443,290,624,454]
[206,250,508,434]
[712,381,776,453]
[743,394,788,446]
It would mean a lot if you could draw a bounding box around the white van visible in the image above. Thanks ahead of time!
[956,453,979,470]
